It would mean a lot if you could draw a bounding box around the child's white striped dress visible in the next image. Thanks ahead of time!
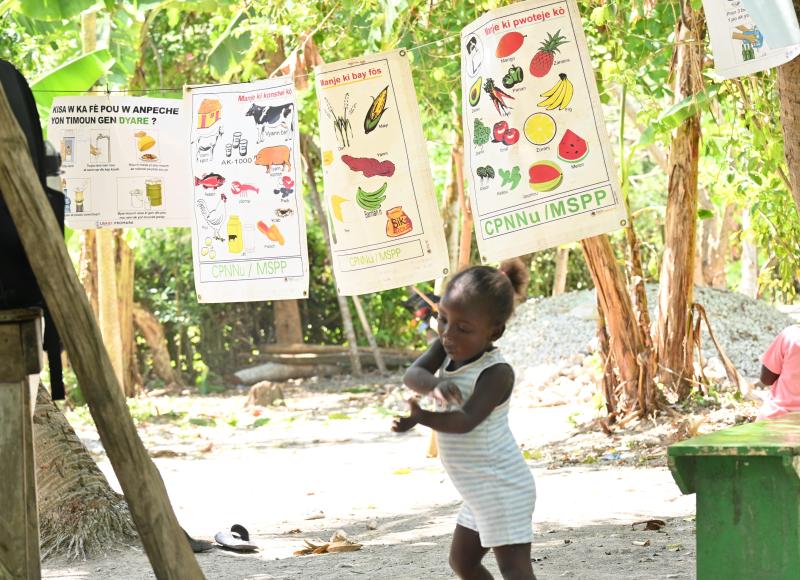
[435,348,536,548]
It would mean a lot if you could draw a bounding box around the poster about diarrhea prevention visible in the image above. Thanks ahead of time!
[186,78,308,303]
[47,97,189,229]
[315,49,450,296]
[461,0,626,263]
[702,0,800,80]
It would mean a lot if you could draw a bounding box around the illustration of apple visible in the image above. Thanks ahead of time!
[492,120,509,143]
[502,128,520,146]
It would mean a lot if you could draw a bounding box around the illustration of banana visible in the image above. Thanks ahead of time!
[538,73,573,110]
[356,182,388,211]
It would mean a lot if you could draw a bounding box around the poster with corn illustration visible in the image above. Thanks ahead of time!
[47,96,190,229]
[185,78,309,303]
[461,0,626,263]
[315,49,449,296]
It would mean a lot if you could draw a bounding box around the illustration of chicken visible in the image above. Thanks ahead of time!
[196,193,228,241]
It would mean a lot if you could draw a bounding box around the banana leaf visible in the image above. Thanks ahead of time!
[31,49,115,116]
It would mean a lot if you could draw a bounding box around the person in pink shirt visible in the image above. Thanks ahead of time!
[758,325,800,420]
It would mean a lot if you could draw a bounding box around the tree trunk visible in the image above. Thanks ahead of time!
[442,128,461,278]
[581,236,655,417]
[777,0,800,215]
[115,231,141,396]
[739,208,759,298]
[453,122,472,270]
[132,303,183,388]
[654,1,705,398]
[352,295,387,373]
[551,247,569,296]
[33,384,136,560]
[97,229,125,389]
[299,133,362,376]
[273,300,304,345]
[78,230,99,317]
[704,203,736,288]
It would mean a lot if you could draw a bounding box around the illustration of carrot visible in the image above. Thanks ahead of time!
[483,78,514,116]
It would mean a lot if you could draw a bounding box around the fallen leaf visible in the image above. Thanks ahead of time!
[631,519,666,531]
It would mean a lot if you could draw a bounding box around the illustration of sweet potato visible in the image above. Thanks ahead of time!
[341,155,395,178]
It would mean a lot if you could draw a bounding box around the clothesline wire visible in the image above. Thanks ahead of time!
[30,33,461,95]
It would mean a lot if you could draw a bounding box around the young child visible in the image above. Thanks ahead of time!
[392,260,536,580]
[757,324,800,420]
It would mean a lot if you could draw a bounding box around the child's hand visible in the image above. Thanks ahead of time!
[392,398,422,433]
[433,380,463,406]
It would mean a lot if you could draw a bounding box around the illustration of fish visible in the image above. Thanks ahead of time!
[231,181,259,195]
[194,173,226,190]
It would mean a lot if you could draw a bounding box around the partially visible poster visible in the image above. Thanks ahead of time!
[703,0,800,79]
[186,79,308,303]
[315,49,449,296]
[47,96,189,229]
[461,0,626,263]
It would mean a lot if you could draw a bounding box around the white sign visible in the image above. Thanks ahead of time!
[461,0,626,263]
[315,50,449,296]
[47,96,189,229]
[186,79,309,303]
[703,0,800,79]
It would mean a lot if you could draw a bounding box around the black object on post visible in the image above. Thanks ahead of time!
[0,59,66,400]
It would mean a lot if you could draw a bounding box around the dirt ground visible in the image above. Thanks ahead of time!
[42,374,760,580]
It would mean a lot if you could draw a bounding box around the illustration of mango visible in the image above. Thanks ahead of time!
[257,220,285,246]
[137,134,156,152]
[330,195,349,222]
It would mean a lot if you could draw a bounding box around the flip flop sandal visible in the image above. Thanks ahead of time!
[214,524,258,552]
[183,529,214,553]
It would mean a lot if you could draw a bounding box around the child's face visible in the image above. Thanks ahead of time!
[437,292,502,363]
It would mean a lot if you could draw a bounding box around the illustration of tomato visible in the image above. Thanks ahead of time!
[502,128,520,146]
[492,120,509,143]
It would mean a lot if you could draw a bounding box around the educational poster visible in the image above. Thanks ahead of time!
[186,78,308,303]
[461,0,626,263]
[47,97,189,229]
[703,0,800,79]
[315,49,449,296]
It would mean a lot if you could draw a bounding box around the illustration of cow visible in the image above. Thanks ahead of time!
[245,102,294,143]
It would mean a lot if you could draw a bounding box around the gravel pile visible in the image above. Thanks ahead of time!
[499,285,796,379]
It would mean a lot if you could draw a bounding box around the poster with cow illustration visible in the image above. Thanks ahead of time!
[185,78,308,303]
[461,0,626,263]
[315,49,449,295]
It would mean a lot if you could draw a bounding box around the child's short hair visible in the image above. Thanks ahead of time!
[444,258,529,325]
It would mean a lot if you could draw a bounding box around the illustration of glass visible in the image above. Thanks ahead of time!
[75,188,85,213]
[225,143,233,157]
[130,189,143,208]
[61,132,75,163]
[239,138,248,156]
[145,179,163,207]
[232,132,242,147]
[228,215,243,254]
[243,225,255,253]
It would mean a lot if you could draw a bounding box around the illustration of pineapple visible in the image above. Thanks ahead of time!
[529,30,569,78]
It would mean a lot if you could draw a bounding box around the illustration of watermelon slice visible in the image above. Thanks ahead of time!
[557,130,589,163]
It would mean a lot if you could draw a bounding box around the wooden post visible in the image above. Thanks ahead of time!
[0,85,204,579]
[0,308,42,580]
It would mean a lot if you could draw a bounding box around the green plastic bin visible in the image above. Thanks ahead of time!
[668,413,800,579]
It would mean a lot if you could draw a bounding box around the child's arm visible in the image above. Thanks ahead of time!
[403,339,447,396]
[393,363,513,434]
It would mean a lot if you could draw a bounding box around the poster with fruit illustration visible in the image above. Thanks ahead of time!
[185,78,308,303]
[702,0,800,80]
[315,49,449,296]
[47,96,190,229]
[461,0,627,263]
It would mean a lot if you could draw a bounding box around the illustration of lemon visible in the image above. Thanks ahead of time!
[204,237,212,246]
[201,247,209,256]
[523,112,557,146]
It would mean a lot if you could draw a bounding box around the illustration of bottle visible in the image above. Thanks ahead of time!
[75,188,85,213]
[145,179,163,207]
[386,206,412,237]
[228,215,243,254]
[62,178,71,213]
